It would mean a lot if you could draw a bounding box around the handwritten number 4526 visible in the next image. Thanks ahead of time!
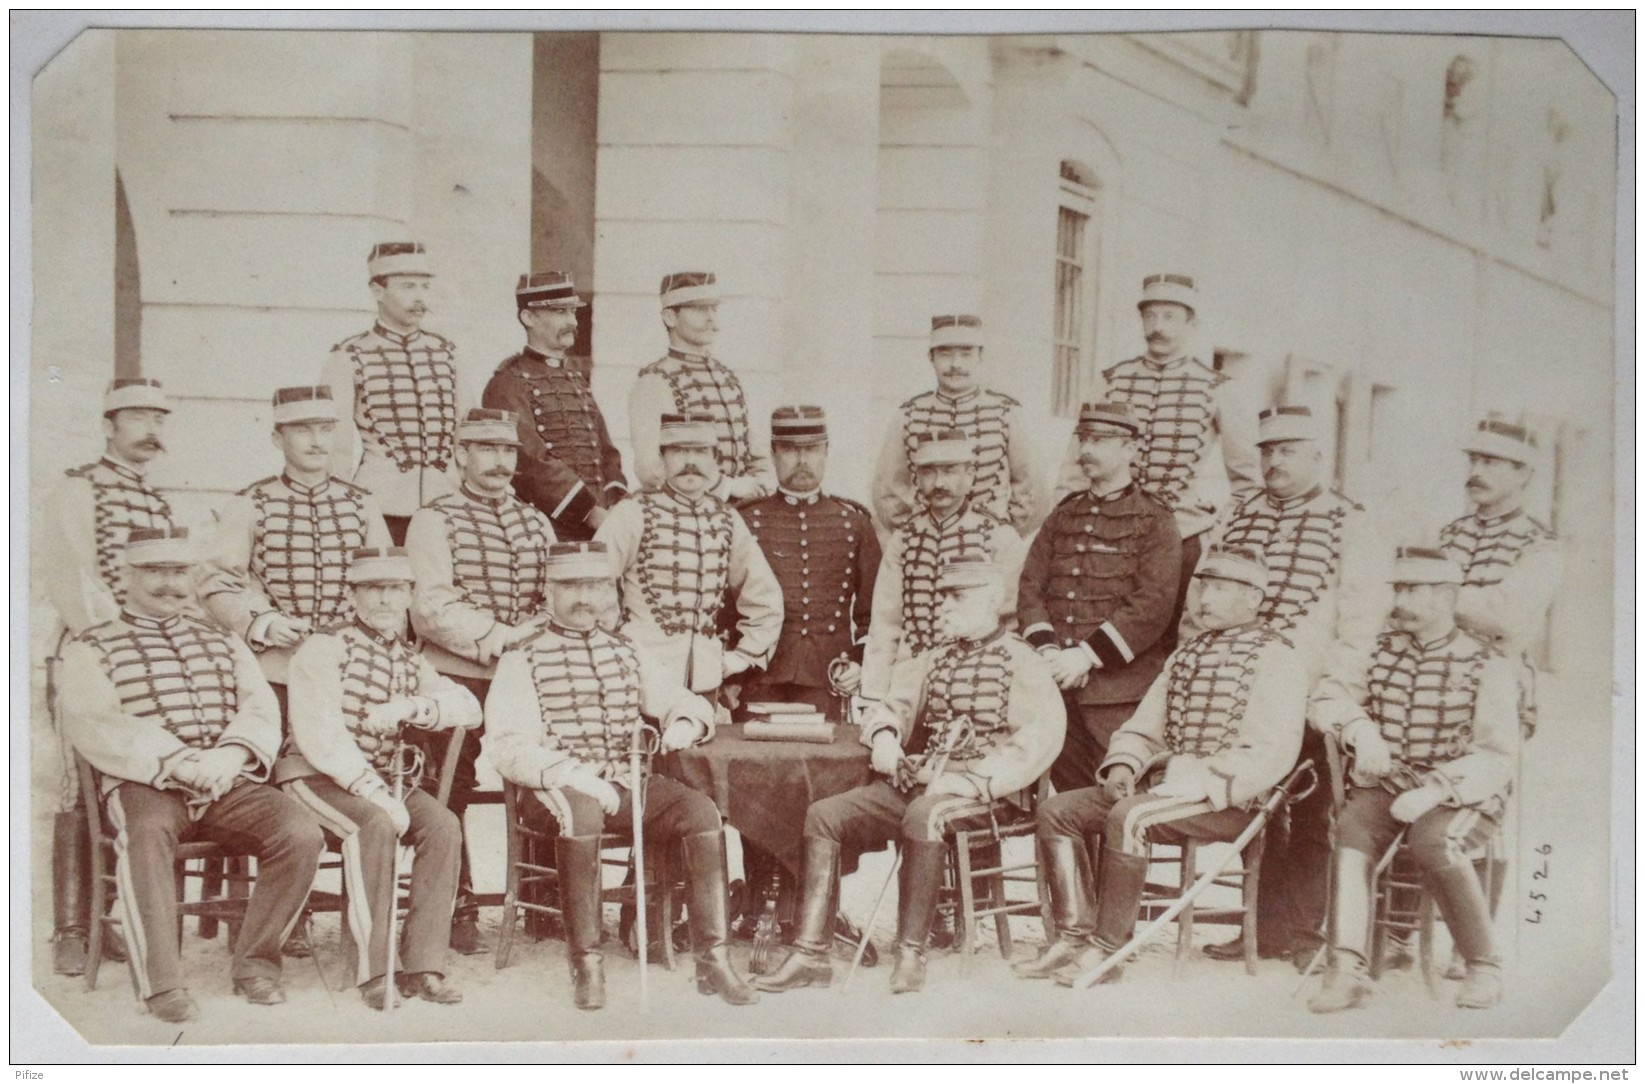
[1525,844,1552,923]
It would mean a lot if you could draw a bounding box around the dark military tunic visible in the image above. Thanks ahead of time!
[482,347,628,541]
[1018,484,1182,707]
[737,490,881,703]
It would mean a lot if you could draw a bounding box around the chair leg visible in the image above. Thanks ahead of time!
[1174,842,1196,981]
[1242,839,1265,977]
[991,859,1014,962]
[955,837,976,975]
[1418,892,1438,997]
[199,856,224,940]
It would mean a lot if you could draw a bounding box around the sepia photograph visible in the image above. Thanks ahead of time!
[13,9,1631,1064]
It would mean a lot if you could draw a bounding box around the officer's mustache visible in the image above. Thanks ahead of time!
[675,466,707,478]
[1146,331,1169,342]
[152,588,190,599]
[485,468,512,478]
[1390,608,1418,622]
[1466,476,1486,489]
[138,437,165,451]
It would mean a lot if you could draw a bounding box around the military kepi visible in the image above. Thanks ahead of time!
[367,241,432,280]
[660,271,719,309]
[658,413,718,449]
[1137,273,1197,313]
[103,378,170,416]
[271,385,338,426]
[516,270,585,310]
[1194,545,1270,590]
[347,546,413,584]
[1257,405,1319,445]
[1462,418,1537,466]
[1389,546,1464,586]
[456,408,523,446]
[770,405,828,446]
[929,314,983,351]
[545,540,614,581]
[1076,401,1142,437]
[125,526,192,567]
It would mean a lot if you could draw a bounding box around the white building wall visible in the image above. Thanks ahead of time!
[105,30,530,528]
[590,33,797,475]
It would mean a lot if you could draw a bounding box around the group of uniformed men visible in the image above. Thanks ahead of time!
[41,242,1561,1025]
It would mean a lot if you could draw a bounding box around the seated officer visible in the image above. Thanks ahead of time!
[483,541,758,1011]
[1307,548,1519,1013]
[58,528,324,1022]
[1013,546,1305,986]
[284,547,482,1008]
[755,554,1065,995]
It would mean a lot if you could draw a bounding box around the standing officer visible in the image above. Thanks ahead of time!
[1064,274,1260,635]
[197,386,390,716]
[322,241,462,544]
[754,555,1065,995]
[736,405,881,714]
[1011,546,1305,984]
[406,408,558,954]
[482,271,629,542]
[484,541,759,1010]
[1308,548,1518,1012]
[284,547,480,1008]
[1440,418,1562,723]
[872,315,1046,536]
[861,429,1026,703]
[595,413,783,696]
[1018,402,1182,791]
[628,271,775,501]
[39,377,177,975]
[58,528,324,1022]
[1193,404,1390,966]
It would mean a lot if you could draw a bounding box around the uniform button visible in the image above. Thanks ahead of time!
[798,511,807,519]
[839,595,846,603]
[1076,543,1085,553]
[1066,591,1076,599]
[802,597,810,604]
[801,629,809,636]
[828,625,837,633]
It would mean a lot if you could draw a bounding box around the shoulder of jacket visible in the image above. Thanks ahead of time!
[331,476,371,498]
[986,389,1023,408]
[331,329,375,352]
[1186,357,1228,386]
[898,390,935,411]
[237,475,282,497]
[421,329,457,351]
[828,495,875,521]
[1254,625,1296,653]
[74,620,123,646]
[63,462,99,480]
[1101,358,1142,380]
[1326,488,1366,513]
[635,356,671,378]
[733,493,778,515]
[177,613,233,639]
[1525,514,1557,541]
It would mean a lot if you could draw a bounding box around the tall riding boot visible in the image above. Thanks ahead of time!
[1308,849,1375,1013]
[556,836,606,1011]
[754,837,839,992]
[888,840,948,994]
[1055,844,1150,986]
[682,830,759,1006]
[1014,835,1096,980]
[1427,862,1503,1010]
[52,811,90,976]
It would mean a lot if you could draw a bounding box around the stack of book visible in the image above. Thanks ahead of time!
[742,703,836,743]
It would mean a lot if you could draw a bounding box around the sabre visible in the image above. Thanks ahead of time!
[841,717,973,990]
[1073,761,1317,990]
[383,733,423,1012]
[630,721,659,1016]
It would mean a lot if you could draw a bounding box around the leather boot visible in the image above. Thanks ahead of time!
[1447,856,1508,980]
[52,811,90,977]
[556,835,606,1011]
[1426,862,1503,1010]
[1014,835,1096,980]
[681,830,758,1006]
[888,840,947,994]
[754,837,838,993]
[1307,948,1372,1013]
[1052,845,1149,987]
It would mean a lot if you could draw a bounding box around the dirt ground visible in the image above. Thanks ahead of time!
[19,645,1609,1055]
